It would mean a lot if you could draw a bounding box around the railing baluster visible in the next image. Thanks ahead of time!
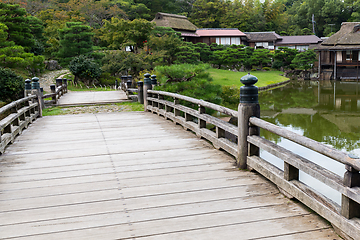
[341,165,360,219]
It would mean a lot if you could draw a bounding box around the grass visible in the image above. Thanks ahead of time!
[208,68,289,87]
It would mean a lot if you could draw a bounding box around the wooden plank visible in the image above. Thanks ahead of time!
[248,135,360,205]
[247,155,360,240]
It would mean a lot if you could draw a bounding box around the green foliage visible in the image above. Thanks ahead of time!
[194,42,213,63]
[98,72,117,86]
[101,50,149,77]
[155,64,222,110]
[272,47,299,70]
[291,50,317,70]
[174,42,200,64]
[0,3,34,51]
[249,49,272,69]
[220,85,239,109]
[99,18,154,53]
[69,55,102,85]
[57,22,94,65]
[0,67,24,102]
[147,26,183,65]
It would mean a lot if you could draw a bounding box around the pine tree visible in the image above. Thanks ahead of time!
[57,22,94,65]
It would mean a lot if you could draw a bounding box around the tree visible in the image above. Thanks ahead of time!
[0,22,44,74]
[249,48,272,69]
[194,42,213,63]
[0,3,38,51]
[99,18,154,53]
[174,42,200,64]
[101,50,149,77]
[57,22,94,65]
[146,26,183,65]
[291,49,317,71]
[189,0,228,28]
[0,67,23,102]
[272,47,299,69]
[69,55,102,85]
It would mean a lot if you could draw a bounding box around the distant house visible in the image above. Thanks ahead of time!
[315,22,360,80]
[243,32,282,50]
[194,28,247,46]
[275,35,322,51]
[151,12,198,42]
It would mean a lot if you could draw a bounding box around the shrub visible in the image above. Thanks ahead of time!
[262,67,271,71]
[251,69,257,71]
[220,85,239,110]
[69,55,102,86]
[154,64,222,113]
[98,72,117,86]
[0,67,24,102]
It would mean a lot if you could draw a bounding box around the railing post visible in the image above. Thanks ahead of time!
[198,105,206,129]
[341,164,360,219]
[151,75,157,89]
[137,81,144,104]
[237,73,260,169]
[63,79,68,94]
[56,78,63,96]
[31,77,43,117]
[50,84,57,105]
[24,79,32,97]
[143,73,152,112]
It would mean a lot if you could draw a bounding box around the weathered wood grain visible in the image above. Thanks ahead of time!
[0,112,340,239]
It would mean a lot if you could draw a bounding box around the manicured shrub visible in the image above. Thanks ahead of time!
[0,67,24,102]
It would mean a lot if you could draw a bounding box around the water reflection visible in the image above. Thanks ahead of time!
[258,80,360,204]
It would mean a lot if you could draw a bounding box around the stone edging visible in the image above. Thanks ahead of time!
[259,80,291,92]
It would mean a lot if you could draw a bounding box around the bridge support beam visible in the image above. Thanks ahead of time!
[237,73,260,169]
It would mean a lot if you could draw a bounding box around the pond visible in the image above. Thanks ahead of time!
[259,80,360,205]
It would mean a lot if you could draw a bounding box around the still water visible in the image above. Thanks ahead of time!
[258,80,360,205]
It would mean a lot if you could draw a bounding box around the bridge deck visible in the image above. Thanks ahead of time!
[0,112,340,239]
[57,91,128,106]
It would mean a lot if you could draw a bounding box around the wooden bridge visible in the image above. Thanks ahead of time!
[1,79,359,239]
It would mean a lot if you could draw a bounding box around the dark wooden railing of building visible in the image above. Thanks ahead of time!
[140,73,360,240]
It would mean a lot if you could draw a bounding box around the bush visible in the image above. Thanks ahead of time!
[220,85,239,110]
[98,72,117,86]
[154,64,222,113]
[251,69,257,71]
[69,55,102,86]
[0,67,24,102]
[262,67,271,71]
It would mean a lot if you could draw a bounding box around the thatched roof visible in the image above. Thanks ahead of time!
[245,32,282,42]
[315,22,360,50]
[152,12,198,32]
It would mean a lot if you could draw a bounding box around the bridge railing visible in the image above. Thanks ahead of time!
[0,95,40,154]
[142,74,360,240]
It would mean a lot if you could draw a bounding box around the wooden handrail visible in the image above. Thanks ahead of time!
[148,90,238,117]
[144,88,360,240]
[0,95,40,154]
[249,116,360,170]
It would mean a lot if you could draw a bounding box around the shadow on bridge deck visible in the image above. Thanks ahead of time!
[0,112,340,239]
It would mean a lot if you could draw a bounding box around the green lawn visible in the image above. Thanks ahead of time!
[208,69,289,87]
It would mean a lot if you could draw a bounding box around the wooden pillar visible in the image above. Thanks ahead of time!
[341,165,360,219]
[50,84,57,105]
[143,73,152,112]
[334,51,337,80]
[198,105,206,129]
[137,81,144,104]
[31,77,43,116]
[63,79,68,94]
[318,52,321,79]
[237,73,260,169]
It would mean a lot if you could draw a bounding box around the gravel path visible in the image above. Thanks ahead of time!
[39,69,70,93]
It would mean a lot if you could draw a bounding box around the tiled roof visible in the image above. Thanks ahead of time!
[245,32,282,42]
[196,28,246,37]
[276,35,322,45]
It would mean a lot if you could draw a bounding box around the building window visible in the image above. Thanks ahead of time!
[296,45,308,51]
[346,50,352,61]
[231,37,241,45]
[336,51,342,62]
